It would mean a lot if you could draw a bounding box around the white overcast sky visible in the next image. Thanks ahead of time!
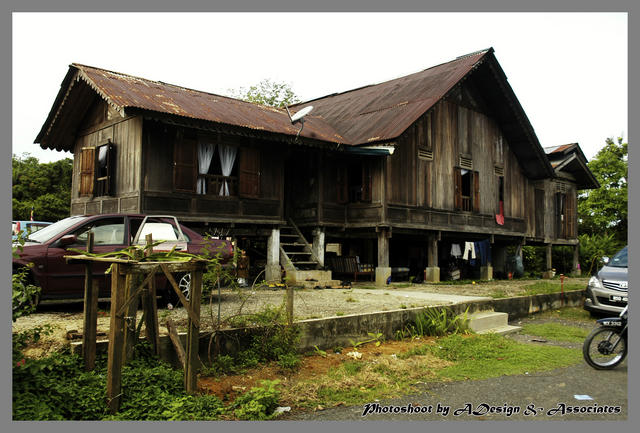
[13,12,627,163]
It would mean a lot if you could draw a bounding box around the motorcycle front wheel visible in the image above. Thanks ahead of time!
[583,326,627,370]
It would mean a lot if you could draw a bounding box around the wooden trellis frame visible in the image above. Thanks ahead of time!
[66,246,206,414]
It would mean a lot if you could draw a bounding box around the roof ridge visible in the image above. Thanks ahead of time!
[71,63,285,113]
[296,48,492,106]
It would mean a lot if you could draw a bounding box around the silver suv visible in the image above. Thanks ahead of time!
[584,246,628,315]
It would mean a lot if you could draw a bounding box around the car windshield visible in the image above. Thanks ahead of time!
[609,246,628,268]
[27,216,88,243]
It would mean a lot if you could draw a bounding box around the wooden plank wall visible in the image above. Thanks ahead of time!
[72,100,142,202]
[383,96,532,228]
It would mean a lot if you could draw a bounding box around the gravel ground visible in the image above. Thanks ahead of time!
[12,277,588,358]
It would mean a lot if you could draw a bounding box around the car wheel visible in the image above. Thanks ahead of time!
[164,273,191,308]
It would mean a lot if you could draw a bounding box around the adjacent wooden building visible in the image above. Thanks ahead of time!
[35,48,598,284]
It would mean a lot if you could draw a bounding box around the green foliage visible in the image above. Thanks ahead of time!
[12,153,73,221]
[349,332,384,350]
[404,307,470,338]
[578,232,623,275]
[522,281,584,296]
[228,79,300,108]
[12,266,41,321]
[342,361,364,376]
[578,136,627,242]
[277,353,301,371]
[231,380,280,420]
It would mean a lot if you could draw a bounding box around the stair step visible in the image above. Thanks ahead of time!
[476,325,522,336]
[281,233,299,238]
[286,252,312,255]
[291,261,319,265]
[281,242,307,247]
[468,311,509,333]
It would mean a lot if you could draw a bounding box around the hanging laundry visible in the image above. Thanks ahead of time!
[463,242,476,260]
[474,239,492,266]
[496,201,505,225]
[450,243,462,258]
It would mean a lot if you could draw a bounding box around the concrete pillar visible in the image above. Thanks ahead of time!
[265,228,281,283]
[376,229,391,286]
[480,241,493,281]
[424,234,440,283]
[573,244,581,276]
[312,228,325,267]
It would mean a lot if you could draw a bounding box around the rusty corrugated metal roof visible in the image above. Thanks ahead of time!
[292,50,491,145]
[544,143,576,155]
[72,64,346,144]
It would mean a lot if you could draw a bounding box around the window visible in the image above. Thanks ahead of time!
[337,159,372,204]
[79,140,115,197]
[455,168,479,212]
[73,217,125,246]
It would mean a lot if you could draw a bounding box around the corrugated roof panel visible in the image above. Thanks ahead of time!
[74,64,346,144]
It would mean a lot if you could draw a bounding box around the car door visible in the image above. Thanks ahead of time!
[45,216,127,298]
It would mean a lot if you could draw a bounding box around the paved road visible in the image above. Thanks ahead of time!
[286,361,627,421]
[286,317,628,421]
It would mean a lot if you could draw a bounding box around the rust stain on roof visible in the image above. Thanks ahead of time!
[72,63,346,144]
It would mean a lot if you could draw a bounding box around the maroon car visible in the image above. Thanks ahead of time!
[12,214,233,304]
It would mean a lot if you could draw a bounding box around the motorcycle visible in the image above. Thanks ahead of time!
[583,305,628,370]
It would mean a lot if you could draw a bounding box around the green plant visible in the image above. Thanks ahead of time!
[335,311,344,316]
[277,353,301,371]
[398,307,470,338]
[12,267,41,321]
[345,297,357,303]
[313,345,327,358]
[349,332,384,350]
[231,380,281,420]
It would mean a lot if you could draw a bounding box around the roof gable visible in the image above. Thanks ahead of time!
[544,143,600,189]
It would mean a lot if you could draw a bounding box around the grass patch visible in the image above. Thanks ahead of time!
[536,307,593,322]
[345,297,357,303]
[427,333,582,381]
[489,289,509,299]
[522,282,585,296]
[520,323,589,343]
[280,352,451,408]
[392,283,412,288]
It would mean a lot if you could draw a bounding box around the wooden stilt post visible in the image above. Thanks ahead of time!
[142,234,160,355]
[286,283,294,326]
[106,263,127,414]
[82,232,98,371]
[123,273,139,363]
[184,267,203,394]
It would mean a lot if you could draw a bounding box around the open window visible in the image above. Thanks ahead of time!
[455,168,479,212]
[337,159,372,204]
[78,139,115,197]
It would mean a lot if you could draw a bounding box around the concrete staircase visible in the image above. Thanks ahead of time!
[468,310,522,335]
[279,220,339,288]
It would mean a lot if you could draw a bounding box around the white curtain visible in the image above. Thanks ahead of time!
[218,144,238,196]
[197,142,216,194]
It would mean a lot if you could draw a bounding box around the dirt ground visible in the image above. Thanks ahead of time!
[12,276,588,359]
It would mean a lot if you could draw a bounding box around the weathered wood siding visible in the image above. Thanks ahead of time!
[70,99,142,215]
[140,121,284,223]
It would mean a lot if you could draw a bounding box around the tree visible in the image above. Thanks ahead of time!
[577,137,627,243]
[228,79,300,108]
[12,153,73,222]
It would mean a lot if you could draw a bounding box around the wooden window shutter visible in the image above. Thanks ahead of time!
[473,170,480,213]
[337,164,348,204]
[173,136,196,193]
[79,147,95,196]
[239,147,261,198]
[361,162,372,202]
[565,193,576,238]
[454,168,462,210]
